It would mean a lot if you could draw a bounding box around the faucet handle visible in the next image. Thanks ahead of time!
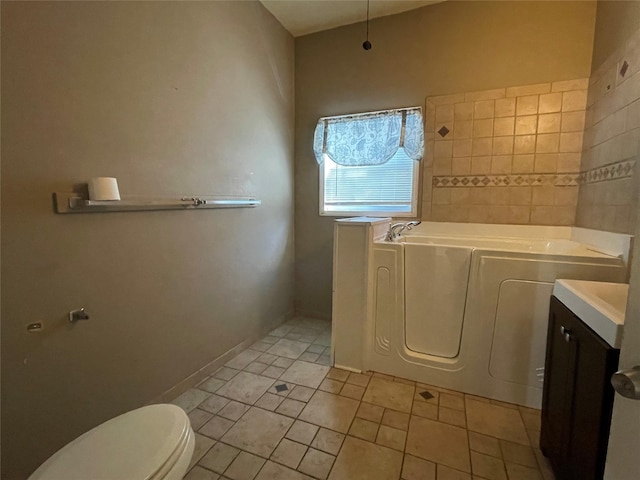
[386,222,408,241]
[69,308,90,323]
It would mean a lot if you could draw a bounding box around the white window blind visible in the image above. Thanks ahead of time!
[320,148,418,216]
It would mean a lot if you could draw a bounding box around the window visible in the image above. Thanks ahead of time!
[314,107,423,217]
[320,149,419,216]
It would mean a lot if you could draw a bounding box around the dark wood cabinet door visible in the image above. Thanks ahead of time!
[541,296,620,480]
[566,304,620,480]
[541,297,578,478]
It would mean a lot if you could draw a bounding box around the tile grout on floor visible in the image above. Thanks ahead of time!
[170,316,554,480]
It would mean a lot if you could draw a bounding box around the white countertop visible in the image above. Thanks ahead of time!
[553,279,628,348]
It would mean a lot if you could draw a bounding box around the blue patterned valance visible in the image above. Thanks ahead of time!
[313,107,424,166]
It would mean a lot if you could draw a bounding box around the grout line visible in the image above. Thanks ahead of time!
[189,322,550,480]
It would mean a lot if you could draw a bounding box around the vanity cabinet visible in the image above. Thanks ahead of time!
[541,296,620,480]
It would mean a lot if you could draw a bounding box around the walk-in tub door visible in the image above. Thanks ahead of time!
[404,244,472,358]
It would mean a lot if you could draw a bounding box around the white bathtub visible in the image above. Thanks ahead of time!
[332,219,631,408]
[403,235,602,255]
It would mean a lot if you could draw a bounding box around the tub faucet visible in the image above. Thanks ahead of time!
[385,220,422,242]
[386,223,408,242]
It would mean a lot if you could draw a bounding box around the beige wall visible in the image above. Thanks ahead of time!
[295,1,597,318]
[575,1,640,234]
[0,2,294,478]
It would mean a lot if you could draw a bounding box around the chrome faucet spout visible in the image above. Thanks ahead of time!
[385,220,421,241]
[385,222,408,242]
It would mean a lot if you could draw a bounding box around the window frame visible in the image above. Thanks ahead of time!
[318,153,420,218]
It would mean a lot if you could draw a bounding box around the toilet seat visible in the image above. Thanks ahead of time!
[29,404,194,480]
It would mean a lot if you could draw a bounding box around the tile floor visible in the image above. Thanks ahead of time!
[172,317,555,480]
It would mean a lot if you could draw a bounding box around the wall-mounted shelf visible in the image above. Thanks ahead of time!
[53,192,261,214]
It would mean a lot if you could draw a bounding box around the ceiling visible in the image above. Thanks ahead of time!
[260,0,443,37]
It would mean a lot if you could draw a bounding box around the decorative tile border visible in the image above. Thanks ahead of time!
[432,159,635,188]
[433,173,580,188]
[578,159,635,184]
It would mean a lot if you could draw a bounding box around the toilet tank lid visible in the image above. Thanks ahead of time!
[29,404,191,480]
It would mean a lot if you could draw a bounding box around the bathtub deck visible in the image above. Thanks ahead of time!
[171,317,555,480]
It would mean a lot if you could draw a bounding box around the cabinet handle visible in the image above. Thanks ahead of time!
[560,325,572,343]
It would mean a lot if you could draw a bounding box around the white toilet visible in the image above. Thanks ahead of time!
[29,404,195,480]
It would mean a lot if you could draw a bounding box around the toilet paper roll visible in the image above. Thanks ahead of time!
[88,177,121,201]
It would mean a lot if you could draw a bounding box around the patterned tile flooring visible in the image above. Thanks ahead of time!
[172,317,555,480]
